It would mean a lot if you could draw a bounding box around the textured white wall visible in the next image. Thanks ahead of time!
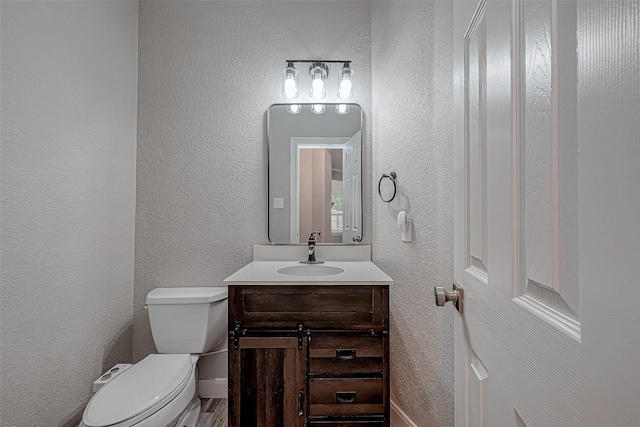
[0,2,138,426]
[371,2,455,425]
[134,1,372,360]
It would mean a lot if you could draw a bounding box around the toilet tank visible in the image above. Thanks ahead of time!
[146,287,228,354]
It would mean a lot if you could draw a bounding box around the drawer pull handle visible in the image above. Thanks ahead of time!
[336,349,356,360]
[336,391,357,404]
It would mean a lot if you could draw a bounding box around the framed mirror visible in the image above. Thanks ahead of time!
[268,104,362,244]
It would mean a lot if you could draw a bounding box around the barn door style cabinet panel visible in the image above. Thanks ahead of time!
[228,284,390,427]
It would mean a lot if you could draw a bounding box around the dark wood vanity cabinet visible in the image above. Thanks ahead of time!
[228,285,390,427]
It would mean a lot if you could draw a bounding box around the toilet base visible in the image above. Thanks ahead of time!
[175,396,200,427]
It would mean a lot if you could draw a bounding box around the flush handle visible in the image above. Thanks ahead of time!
[434,283,464,313]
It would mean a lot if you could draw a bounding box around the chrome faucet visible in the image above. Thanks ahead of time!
[301,231,324,264]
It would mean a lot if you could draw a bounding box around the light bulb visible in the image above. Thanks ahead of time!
[312,104,325,114]
[338,65,354,99]
[284,77,297,99]
[309,63,328,99]
[282,64,298,99]
[311,75,325,99]
[339,79,352,99]
[336,104,350,114]
[287,104,300,114]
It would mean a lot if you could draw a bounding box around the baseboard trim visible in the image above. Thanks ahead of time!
[198,378,228,399]
[391,400,419,427]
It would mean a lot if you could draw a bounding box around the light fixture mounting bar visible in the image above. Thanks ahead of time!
[286,60,351,66]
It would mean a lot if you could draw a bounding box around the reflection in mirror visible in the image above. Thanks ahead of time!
[268,104,362,244]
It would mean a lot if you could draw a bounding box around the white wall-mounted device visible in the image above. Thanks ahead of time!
[397,211,412,242]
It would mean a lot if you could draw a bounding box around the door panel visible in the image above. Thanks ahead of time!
[342,131,362,243]
[516,0,580,334]
[454,1,582,426]
[578,2,640,425]
[229,337,306,427]
[467,9,488,275]
[466,348,488,427]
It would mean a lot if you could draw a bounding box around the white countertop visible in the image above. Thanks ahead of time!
[224,261,393,286]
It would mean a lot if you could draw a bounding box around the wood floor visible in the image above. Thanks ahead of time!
[195,398,398,426]
[196,398,227,427]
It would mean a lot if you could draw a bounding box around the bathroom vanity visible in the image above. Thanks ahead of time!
[227,104,392,425]
[225,246,392,427]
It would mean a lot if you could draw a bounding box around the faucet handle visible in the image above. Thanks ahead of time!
[309,230,322,241]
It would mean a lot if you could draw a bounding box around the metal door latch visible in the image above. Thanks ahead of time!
[434,283,464,313]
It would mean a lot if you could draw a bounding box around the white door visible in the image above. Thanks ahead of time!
[453,1,640,426]
[453,0,583,425]
[290,137,349,243]
[342,130,362,243]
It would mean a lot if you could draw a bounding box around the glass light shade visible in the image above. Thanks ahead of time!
[283,65,299,99]
[309,63,328,99]
[311,104,325,114]
[287,104,301,114]
[338,66,354,99]
[336,104,350,114]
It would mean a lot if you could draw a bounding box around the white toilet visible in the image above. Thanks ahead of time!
[80,287,228,427]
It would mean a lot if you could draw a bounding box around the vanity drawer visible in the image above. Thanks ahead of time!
[229,285,388,330]
[309,378,384,417]
[309,335,384,376]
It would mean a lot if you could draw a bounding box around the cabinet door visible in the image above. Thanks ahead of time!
[229,337,306,427]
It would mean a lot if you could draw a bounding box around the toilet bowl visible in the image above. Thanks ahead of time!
[80,287,228,427]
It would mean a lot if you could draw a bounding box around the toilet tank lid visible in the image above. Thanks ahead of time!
[146,287,228,305]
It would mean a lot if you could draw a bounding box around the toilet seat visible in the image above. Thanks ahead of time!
[82,354,195,427]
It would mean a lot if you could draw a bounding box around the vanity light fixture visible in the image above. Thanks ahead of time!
[283,62,299,100]
[309,62,328,99]
[336,104,350,114]
[287,104,301,114]
[282,60,354,100]
[311,104,326,114]
[338,63,354,99]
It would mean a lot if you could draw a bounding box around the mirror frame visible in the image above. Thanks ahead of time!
[267,103,363,245]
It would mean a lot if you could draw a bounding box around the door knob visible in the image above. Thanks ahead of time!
[434,283,464,313]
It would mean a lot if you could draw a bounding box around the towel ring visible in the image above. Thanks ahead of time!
[378,172,397,203]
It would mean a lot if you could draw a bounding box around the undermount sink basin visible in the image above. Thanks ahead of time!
[277,265,345,277]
